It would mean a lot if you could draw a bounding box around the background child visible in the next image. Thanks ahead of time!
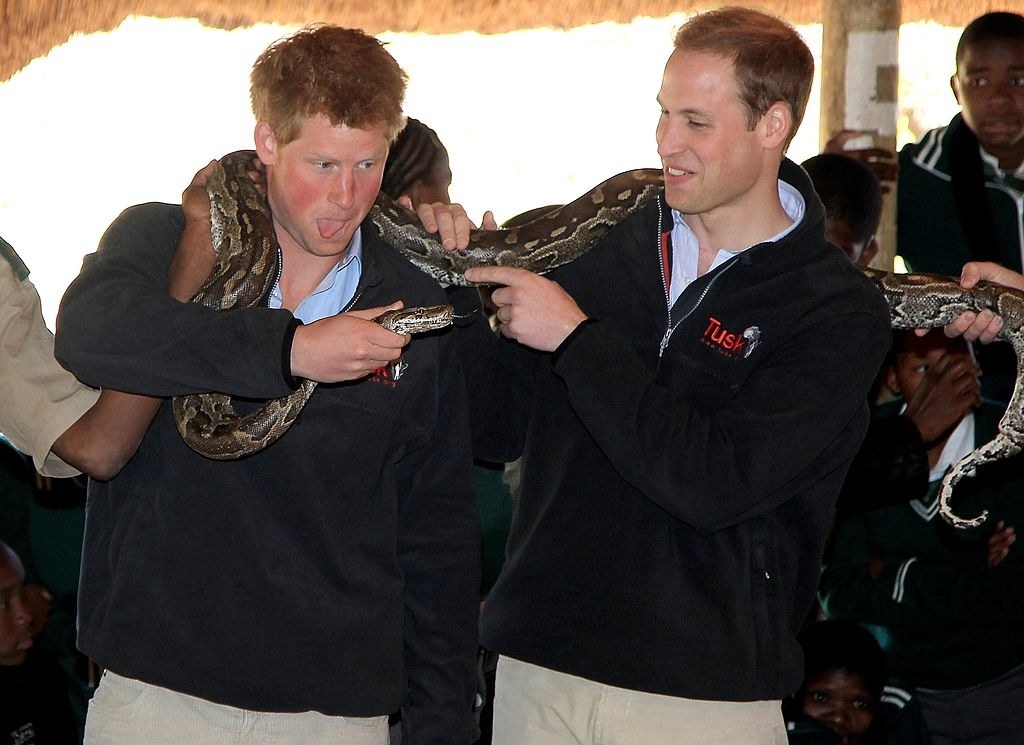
[820,330,1024,744]
[786,619,931,745]
[0,539,77,744]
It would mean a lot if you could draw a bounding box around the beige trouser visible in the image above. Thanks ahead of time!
[85,671,389,745]
[491,656,788,745]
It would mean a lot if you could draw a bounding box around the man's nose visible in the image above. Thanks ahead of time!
[328,172,355,208]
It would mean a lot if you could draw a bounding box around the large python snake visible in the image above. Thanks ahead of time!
[178,150,1024,529]
[171,150,453,460]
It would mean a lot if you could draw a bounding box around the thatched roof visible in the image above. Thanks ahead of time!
[1,0,1019,83]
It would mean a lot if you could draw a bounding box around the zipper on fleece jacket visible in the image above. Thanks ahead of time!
[657,238,741,356]
[264,244,366,315]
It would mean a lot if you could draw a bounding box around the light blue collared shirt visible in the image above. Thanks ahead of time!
[268,229,363,323]
[668,180,806,307]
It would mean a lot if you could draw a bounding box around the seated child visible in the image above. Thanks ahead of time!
[0,539,77,744]
[785,619,931,745]
[820,330,1024,743]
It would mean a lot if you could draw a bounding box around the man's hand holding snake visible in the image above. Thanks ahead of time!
[290,302,411,383]
[414,200,588,351]
[415,201,497,249]
[943,262,1024,342]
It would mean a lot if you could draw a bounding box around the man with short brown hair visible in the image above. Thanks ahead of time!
[56,25,480,745]
[423,7,890,743]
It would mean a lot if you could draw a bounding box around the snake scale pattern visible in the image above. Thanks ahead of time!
[865,268,1024,528]
[171,150,453,460]
[179,150,1024,529]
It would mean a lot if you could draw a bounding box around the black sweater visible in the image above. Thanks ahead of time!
[55,204,481,744]
[454,159,891,701]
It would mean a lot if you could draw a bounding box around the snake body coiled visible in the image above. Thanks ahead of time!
[171,151,453,460]
[371,168,665,286]
[177,150,1024,529]
[864,268,1024,528]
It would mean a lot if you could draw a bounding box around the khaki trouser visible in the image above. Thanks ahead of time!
[492,656,787,745]
[85,671,389,745]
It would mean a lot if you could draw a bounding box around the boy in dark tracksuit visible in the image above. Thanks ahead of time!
[897,12,1024,404]
[821,330,1024,745]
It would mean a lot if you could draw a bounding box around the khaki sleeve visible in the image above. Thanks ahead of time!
[0,258,97,477]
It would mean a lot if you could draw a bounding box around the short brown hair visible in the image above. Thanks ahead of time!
[674,7,813,145]
[250,25,408,146]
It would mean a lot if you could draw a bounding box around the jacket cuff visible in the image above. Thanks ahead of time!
[552,318,598,365]
[282,317,303,390]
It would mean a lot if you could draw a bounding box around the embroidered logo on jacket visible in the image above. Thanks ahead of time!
[701,317,761,359]
[368,363,400,389]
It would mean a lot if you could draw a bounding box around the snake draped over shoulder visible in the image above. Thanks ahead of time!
[171,151,454,460]
[174,150,665,460]
[175,150,1024,530]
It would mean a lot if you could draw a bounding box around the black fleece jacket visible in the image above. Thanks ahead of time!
[55,203,481,745]
[453,159,891,701]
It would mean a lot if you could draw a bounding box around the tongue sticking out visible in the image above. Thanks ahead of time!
[318,219,347,240]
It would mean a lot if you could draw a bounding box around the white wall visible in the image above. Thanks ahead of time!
[0,16,960,325]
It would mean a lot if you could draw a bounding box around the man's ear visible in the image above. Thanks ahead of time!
[762,102,792,150]
[254,122,278,165]
[950,73,962,106]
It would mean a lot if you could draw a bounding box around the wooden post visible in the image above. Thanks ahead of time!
[820,0,901,271]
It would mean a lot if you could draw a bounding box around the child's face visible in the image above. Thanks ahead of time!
[953,37,1024,169]
[885,330,974,401]
[0,551,32,666]
[825,218,878,268]
[801,668,876,744]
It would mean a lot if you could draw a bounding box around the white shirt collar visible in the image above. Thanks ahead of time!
[928,412,976,483]
[979,145,1024,180]
[269,228,364,323]
[667,179,805,304]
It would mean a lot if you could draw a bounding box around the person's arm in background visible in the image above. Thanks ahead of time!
[46,163,219,479]
[838,337,982,518]
[939,261,1024,342]
[0,244,97,479]
[822,509,1024,627]
[823,129,899,193]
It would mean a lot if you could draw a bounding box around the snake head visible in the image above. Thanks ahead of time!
[372,304,455,334]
